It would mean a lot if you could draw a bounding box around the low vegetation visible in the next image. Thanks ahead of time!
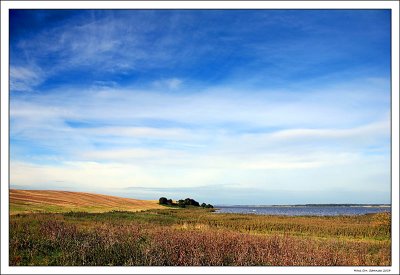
[10,208,390,266]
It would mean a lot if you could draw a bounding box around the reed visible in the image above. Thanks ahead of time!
[9,209,390,266]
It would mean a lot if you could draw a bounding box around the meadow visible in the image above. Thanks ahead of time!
[10,206,391,266]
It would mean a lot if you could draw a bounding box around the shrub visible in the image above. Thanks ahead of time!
[184,198,200,207]
[178,200,186,208]
[159,197,168,205]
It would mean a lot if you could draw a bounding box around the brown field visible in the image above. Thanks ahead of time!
[10,189,165,214]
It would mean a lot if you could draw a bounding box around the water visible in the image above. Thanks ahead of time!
[214,205,391,216]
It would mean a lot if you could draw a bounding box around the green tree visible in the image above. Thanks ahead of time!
[159,197,168,205]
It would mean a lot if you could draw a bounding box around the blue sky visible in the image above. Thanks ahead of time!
[10,10,391,204]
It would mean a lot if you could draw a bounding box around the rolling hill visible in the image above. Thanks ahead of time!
[10,189,165,214]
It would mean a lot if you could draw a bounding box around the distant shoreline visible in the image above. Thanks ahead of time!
[216,204,391,208]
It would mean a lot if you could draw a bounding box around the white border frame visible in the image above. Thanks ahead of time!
[1,1,399,274]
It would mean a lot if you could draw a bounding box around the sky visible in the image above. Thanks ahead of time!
[9,10,391,205]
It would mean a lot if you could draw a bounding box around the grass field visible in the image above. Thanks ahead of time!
[9,190,391,266]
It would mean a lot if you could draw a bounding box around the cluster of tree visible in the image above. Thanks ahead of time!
[159,197,213,208]
[200,202,214,209]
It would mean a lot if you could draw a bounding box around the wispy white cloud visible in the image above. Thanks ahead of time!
[240,120,390,147]
[11,12,212,81]
[80,148,186,162]
[83,126,193,140]
[10,66,44,91]
[153,78,183,90]
[10,80,390,159]
[10,76,390,132]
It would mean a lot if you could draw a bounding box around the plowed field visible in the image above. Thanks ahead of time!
[10,189,164,214]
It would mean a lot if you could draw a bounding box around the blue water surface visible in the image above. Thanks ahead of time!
[214,205,391,216]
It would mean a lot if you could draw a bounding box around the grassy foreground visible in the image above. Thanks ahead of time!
[10,207,390,266]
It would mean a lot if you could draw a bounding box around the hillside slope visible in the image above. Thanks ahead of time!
[10,189,165,214]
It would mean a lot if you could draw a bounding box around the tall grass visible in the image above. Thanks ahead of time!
[9,210,390,266]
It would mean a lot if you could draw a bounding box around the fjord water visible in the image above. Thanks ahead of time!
[215,205,391,216]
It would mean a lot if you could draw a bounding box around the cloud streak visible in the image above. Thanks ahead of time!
[10,66,45,91]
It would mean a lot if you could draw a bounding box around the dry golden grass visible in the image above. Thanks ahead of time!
[10,189,165,214]
[9,211,391,266]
